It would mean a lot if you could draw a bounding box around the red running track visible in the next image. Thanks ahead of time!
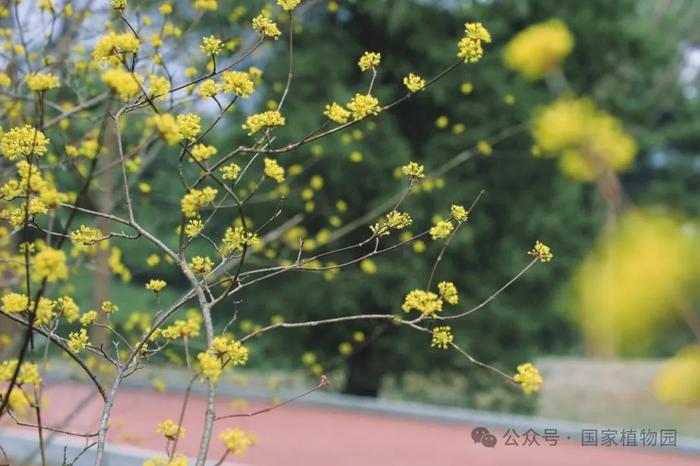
[2,382,699,466]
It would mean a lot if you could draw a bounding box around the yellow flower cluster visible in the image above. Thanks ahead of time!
[1,292,30,313]
[200,35,223,55]
[156,419,185,440]
[277,0,300,11]
[156,312,201,340]
[222,71,255,98]
[101,301,119,314]
[370,210,412,236]
[263,157,285,183]
[347,93,381,120]
[67,328,89,353]
[403,73,425,93]
[531,97,637,181]
[25,72,60,91]
[34,297,56,324]
[529,240,553,262]
[431,326,454,349]
[513,362,543,395]
[358,51,381,71]
[429,219,454,240]
[0,360,42,386]
[401,161,425,179]
[221,225,259,256]
[184,219,204,238]
[323,102,351,124]
[252,13,281,38]
[401,290,442,317]
[176,113,201,141]
[197,350,223,382]
[149,114,182,145]
[199,79,222,98]
[33,246,68,282]
[189,255,213,275]
[80,310,98,326]
[457,22,491,63]
[56,296,80,323]
[1,125,50,160]
[71,225,103,246]
[504,19,574,80]
[148,74,170,100]
[243,110,285,135]
[221,163,241,180]
[145,279,167,292]
[92,31,140,65]
[102,69,143,101]
[181,187,218,217]
[450,204,468,222]
[403,282,459,317]
[219,428,255,456]
[437,281,458,304]
[212,336,249,365]
[190,144,217,162]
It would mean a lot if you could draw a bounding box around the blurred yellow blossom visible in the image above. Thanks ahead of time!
[504,19,574,79]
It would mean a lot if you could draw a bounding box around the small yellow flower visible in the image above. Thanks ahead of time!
[437,281,458,305]
[146,279,167,293]
[360,259,377,275]
[401,161,425,179]
[189,256,214,275]
[200,35,223,55]
[263,158,285,183]
[513,362,543,395]
[146,254,161,267]
[477,140,493,156]
[1,293,30,313]
[79,310,98,326]
[101,69,143,100]
[457,22,491,63]
[431,326,453,349]
[358,51,381,71]
[221,71,255,98]
[156,419,185,440]
[199,79,222,98]
[33,247,68,282]
[450,204,468,222]
[242,110,285,135]
[277,0,300,11]
[252,13,281,38]
[323,102,351,124]
[402,290,442,317]
[1,125,50,160]
[402,73,425,92]
[370,211,412,236]
[197,350,222,382]
[346,93,381,120]
[429,220,454,240]
[67,328,89,353]
[176,113,201,141]
[219,428,255,457]
[529,240,553,262]
[25,73,60,92]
